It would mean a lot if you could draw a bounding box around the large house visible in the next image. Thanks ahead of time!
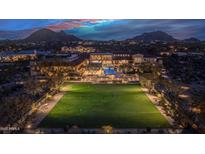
[113,53,131,65]
[89,52,113,65]
[90,52,133,66]
[0,50,38,62]
[132,54,144,64]
[89,52,157,66]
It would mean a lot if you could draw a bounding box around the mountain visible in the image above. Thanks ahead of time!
[184,37,200,42]
[24,28,81,42]
[128,31,176,42]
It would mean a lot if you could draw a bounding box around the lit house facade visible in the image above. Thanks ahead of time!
[89,52,158,67]
[113,53,131,65]
[0,52,37,62]
[143,57,157,63]
[132,54,144,64]
[61,46,95,53]
[132,54,157,64]
[89,53,113,65]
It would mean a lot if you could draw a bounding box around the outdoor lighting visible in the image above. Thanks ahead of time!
[102,125,113,134]
[26,124,32,129]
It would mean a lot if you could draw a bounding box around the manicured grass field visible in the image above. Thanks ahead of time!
[39,83,170,128]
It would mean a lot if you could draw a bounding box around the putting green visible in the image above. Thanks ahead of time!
[39,83,170,128]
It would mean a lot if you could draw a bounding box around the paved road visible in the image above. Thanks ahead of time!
[29,92,65,129]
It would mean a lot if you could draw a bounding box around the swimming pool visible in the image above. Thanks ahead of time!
[104,67,116,75]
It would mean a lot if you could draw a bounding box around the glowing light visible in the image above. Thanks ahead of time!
[27,124,32,129]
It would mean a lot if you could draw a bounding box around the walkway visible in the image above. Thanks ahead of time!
[28,92,65,129]
[141,87,175,126]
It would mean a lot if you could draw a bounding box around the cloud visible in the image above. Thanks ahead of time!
[46,19,116,31]
[66,19,205,40]
[1,19,205,40]
[47,21,83,31]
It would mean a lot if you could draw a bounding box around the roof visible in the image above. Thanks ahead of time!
[113,57,131,60]
[0,51,15,56]
[174,52,188,56]
[90,52,112,55]
[0,50,51,57]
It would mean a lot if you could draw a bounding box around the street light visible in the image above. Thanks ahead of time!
[26,124,32,129]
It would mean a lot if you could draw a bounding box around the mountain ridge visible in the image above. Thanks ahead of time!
[127,31,177,42]
[184,37,200,42]
[23,28,81,42]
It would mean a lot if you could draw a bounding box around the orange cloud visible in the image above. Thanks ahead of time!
[77,19,116,23]
[77,19,103,23]
[46,19,115,31]
[47,21,83,31]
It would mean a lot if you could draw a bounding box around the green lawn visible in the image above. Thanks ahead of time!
[39,83,170,128]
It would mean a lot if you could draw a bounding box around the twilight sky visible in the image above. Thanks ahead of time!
[0,19,205,40]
